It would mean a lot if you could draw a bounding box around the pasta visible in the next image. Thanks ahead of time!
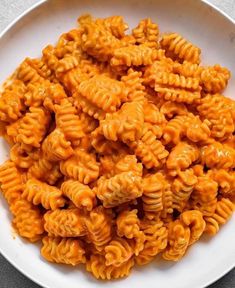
[22,178,65,210]
[104,237,133,267]
[166,142,200,176]
[204,198,234,235]
[41,236,86,265]
[61,179,96,211]
[136,220,168,265]
[160,33,201,64]
[86,254,134,280]
[95,171,143,208]
[142,173,165,219]
[0,14,234,281]
[10,198,44,242]
[84,206,113,251]
[172,169,198,212]
[44,209,86,237]
[132,18,159,48]
[0,160,24,204]
[100,100,144,143]
[60,148,99,184]
[16,107,51,147]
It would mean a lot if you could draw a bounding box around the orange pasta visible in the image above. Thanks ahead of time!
[0,14,234,281]
[41,236,86,265]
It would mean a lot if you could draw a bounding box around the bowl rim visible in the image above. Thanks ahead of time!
[0,1,234,288]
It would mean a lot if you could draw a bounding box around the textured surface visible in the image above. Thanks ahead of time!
[0,0,235,287]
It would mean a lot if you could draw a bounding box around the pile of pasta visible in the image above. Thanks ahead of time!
[0,14,234,280]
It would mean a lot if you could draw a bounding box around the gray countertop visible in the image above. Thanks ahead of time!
[0,0,235,287]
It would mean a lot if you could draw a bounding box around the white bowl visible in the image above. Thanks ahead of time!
[0,0,235,288]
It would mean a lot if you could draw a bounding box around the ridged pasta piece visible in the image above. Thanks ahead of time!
[95,16,128,38]
[160,177,173,219]
[41,236,86,266]
[105,237,133,267]
[22,178,65,210]
[55,27,83,58]
[143,100,167,128]
[0,80,26,122]
[173,61,202,77]
[0,160,24,204]
[44,209,86,237]
[180,210,205,245]
[129,123,169,169]
[60,148,99,184]
[61,179,96,211]
[28,58,53,80]
[43,83,68,111]
[172,169,197,212]
[78,75,126,113]
[201,142,235,169]
[160,33,201,64]
[200,65,230,93]
[80,112,98,134]
[16,107,51,148]
[80,20,121,61]
[163,113,210,144]
[85,206,112,251]
[160,101,188,118]
[99,154,119,178]
[166,142,200,176]
[23,82,48,108]
[95,171,143,208]
[162,115,187,144]
[28,155,62,185]
[196,94,234,139]
[132,18,159,48]
[10,198,44,242]
[91,128,125,155]
[136,220,168,265]
[6,119,23,145]
[62,67,89,93]
[204,198,234,235]
[17,58,45,84]
[55,98,84,145]
[111,44,158,67]
[73,92,106,120]
[162,219,190,261]
[184,114,211,143]
[222,135,235,149]
[47,165,63,186]
[56,53,80,75]
[28,154,52,179]
[99,153,141,179]
[114,155,143,176]
[100,100,144,143]
[117,209,141,239]
[10,143,34,168]
[86,254,134,280]
[154,72,200,91]
[42,45,60,72]
[190,173,218,216]
[142,173,165,219]
[42,129,74,161]
[128,230,146,257]
[210,169,235,198]
[121,68,146,102]
[143,59,173,87]
[120,35,136,46]
[155,86,201,104]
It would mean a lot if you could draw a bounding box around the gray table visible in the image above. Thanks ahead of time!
[0,0,235,287]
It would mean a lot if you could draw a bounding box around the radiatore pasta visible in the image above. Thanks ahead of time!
[0,14,234,281]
